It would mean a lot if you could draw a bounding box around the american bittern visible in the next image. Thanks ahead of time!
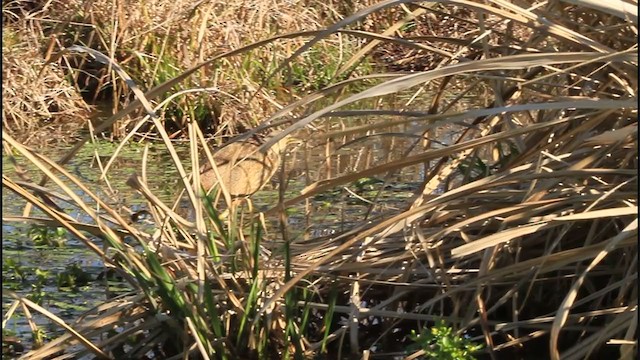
[128,133,292,225]
[199,133,292,198]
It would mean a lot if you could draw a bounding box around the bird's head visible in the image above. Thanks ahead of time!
[265,133,302,155]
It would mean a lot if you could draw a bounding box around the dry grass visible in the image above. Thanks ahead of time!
[2,0,380,142]
[2,0,638,359]
[2,24,90,145]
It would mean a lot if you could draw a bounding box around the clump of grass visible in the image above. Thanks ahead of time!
[2,25,90,145]
[2,0,382,142]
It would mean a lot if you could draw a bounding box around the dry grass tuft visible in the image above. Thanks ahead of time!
[2,0,383,142]
[2,26,90,145]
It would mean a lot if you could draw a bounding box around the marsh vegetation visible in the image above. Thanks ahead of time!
[2,0,637,359]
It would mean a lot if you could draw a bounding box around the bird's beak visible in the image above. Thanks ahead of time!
[285,136,304,153]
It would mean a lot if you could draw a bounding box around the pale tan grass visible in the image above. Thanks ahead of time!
[2,27,90,145]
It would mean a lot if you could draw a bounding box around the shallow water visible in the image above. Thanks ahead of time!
[2,142,186,350]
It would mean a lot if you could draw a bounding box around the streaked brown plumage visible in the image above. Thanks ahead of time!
[199,134,291,197]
